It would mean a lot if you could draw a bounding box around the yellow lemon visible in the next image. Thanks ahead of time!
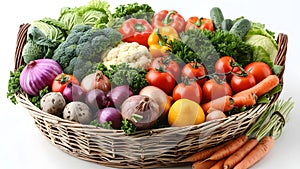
[168,99,205,127]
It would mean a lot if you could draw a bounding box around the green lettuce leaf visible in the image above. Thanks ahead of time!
[243,21,280,75]
[31,17,68,42]
[58,0,111,31]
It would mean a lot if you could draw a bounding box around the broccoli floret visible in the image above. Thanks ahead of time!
[52,25,92,69]
[53,24,122,80]
[75,28,122,80]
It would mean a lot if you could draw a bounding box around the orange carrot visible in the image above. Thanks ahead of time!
[208,135,248,161]
[192,160,218,169]
[233,75,279,98]
[233,136,275,169]
[223,138,259,169]
[181,141,232,163]
[209,158,226,169]
[232,93,257,109]
[201,96,234,114]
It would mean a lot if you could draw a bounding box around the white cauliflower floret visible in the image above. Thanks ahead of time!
[102,42,153,69]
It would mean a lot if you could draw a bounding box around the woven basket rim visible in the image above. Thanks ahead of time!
[13,23,288,168]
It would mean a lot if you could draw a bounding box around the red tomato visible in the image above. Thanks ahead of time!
[214,56,240,81]
[52,73,79,93]
[146,69,176,94]
[181,62,207,86]
[172,81,203,103]
[150,57,181,81]
[202,78,232,102]
[244,62,272,83]
[231,72,256,93]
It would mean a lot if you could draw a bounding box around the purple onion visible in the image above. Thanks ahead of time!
[62,83,85,102]
[106,85,133,109]
[85,89,108,112]
[20,59,62,96]
[97,107,122,129]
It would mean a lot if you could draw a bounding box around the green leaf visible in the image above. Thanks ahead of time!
[257,84,282,104]
[7,65,25,105]
[273,65,283,76]
[90,120,113,129]
[29,86,49,108]
[121,119,136,135]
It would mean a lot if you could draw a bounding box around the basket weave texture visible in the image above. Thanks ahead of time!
[14,23,288,168]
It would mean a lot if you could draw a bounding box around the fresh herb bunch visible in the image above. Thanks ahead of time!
[98,62,148,94]
[7,65,25,104]
[109,2,155,29]
[90,120,113,129]
[29,86,49,109]
[121,119,136,135]
[112,2,155,23]
[167,29,253,73]
[206,30,253,66]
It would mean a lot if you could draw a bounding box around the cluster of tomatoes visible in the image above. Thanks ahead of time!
[145,55,273,106]
[117,10,273,108]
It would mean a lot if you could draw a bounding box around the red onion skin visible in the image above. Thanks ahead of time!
[97,107,123,129]
[20,59,62,96]
[106,85,133,109]
[121,95,160,130]
[62,83,85,102]
[85,89,108,112]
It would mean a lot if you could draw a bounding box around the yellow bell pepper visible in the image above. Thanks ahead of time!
[147,26,179,58]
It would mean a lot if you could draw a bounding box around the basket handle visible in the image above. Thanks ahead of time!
[14,23,30,72]
[275,33,288,80]
[268,33,288,103]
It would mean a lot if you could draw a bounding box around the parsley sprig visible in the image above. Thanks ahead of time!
[7,65,24,104]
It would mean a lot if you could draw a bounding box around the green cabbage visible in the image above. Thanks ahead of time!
[244,21,279,71]
[245,34,278,62]
[58,0,111,31]
[31,17,68,42]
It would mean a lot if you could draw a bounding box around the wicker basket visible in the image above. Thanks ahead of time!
[14,23,288,168]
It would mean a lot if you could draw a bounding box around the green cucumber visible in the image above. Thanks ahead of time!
[221,19,233,31]
[229,18,251,39]
[210,7,224,30]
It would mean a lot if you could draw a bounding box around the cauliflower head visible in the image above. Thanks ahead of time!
[102,42,153,69]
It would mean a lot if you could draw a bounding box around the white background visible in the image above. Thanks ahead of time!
[1,0,299,169]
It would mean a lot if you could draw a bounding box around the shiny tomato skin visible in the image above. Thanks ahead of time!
[146,70,176,95]
[214,56,238,74]
[172,81,203,104]
[150,57,181,81]
[231,72,256,93]
[202,79,232,102]
[244,62,272,83]
[52,73,79,93]
[215,56,240,81]
[181,62,207,86]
